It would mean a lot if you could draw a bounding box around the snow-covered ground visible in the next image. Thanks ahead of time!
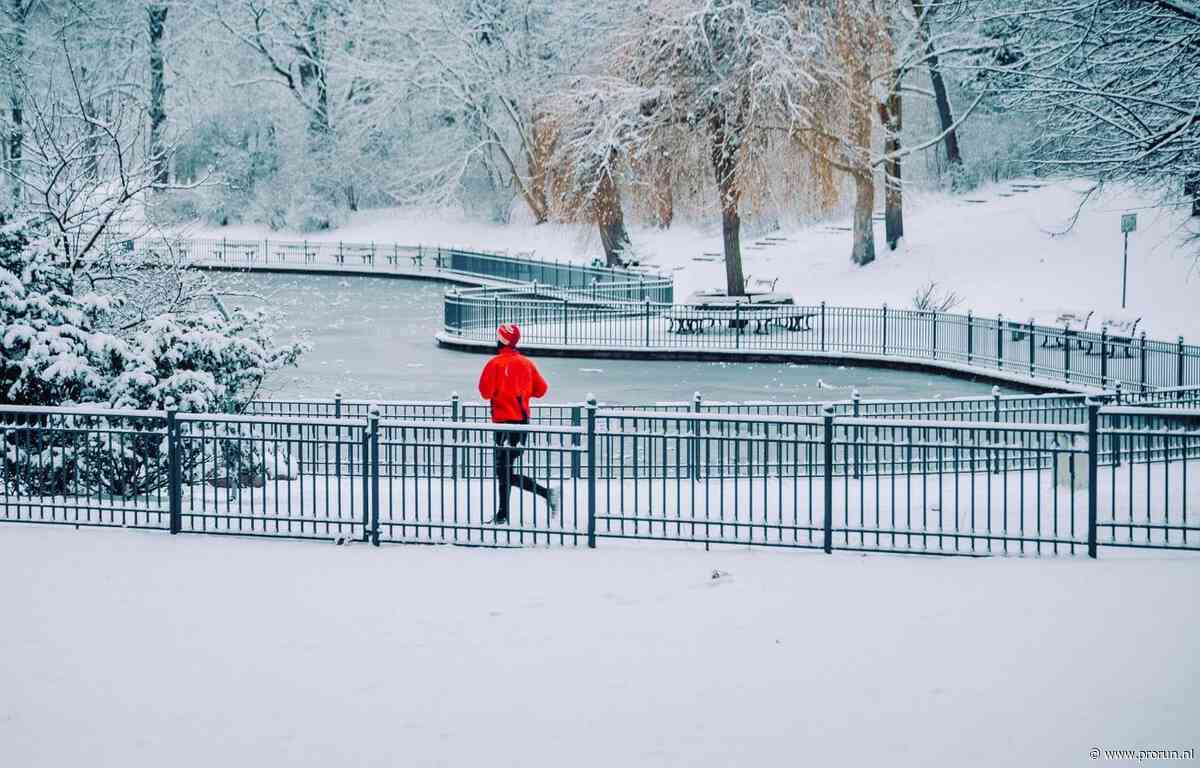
[186,179,1200,340]
[1,529,1196,768]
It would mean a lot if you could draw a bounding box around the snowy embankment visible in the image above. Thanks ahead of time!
[184,179,1200,340]
[2,525,1196,768]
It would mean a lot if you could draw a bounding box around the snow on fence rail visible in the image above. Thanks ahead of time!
[3,401,1197,557]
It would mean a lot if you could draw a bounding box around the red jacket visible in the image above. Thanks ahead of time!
[478,347,548,423]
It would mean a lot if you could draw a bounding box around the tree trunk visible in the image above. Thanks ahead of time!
[878,91,903,249]
[593,158,632,267]
[524,115,555,225]
[654,151,673,228]
[910,0,962,170]
[7,0,29,209]
[709,112,745,297]
[851,170,876,266]
[1187,172,1200,217]
[147,4,169,187]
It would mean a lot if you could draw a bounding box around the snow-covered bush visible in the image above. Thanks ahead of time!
[1,219,307,496]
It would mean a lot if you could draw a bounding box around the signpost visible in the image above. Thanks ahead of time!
[1120,213,1137,309]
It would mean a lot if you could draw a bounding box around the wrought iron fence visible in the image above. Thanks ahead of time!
[5,401,1198,557]
[442,291,1200,394]
[113,234,674,303]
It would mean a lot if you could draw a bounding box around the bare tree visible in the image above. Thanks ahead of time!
[966,0,1200,216]
[2,0,37,211]
[596,0,822,295]
[910,0,963,170]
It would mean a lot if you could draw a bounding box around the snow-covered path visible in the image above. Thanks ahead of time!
[2,526,1196,767]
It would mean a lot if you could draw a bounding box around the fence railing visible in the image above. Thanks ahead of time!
[442,291,1199,394]
[5,401,1197,557]
[113,234,674,303]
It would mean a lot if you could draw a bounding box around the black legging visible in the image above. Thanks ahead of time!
[494,429,549,519]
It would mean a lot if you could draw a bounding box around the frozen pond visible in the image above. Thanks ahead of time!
[223,272,1003,404]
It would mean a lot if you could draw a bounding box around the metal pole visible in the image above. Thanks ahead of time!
[1178,336,1186,387]
[1122,231,1128,309]
[822,407,834,554]
[996,314,1004,369]
[369,405,381,546]
[881,303,888,356]
[691,391,702,482]
[166,406,181,535]
[571,405,582,479]
[450,393,460,481]
[586,395,597,548]
[334,390,342,480]
[1086,400,1099,559]
[966,311,974,364]
[820,301,826,351]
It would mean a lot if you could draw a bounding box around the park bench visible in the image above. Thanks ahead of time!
[274,243,320,265]
[336,243,376,265]
[1090,312,1141,356]
[1038,309,1094,350]
[211,243,259,263]
[666,305,815,335]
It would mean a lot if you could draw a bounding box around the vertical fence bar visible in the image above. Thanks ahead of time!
[166,407,181,534]
[586,395,597,549]
[1139,333,1148,393]
[735,302,742,349]
[690,392,702,481]
[450,393,460,481]
[644,298,651,347]
[820,301,826,351]
[333,390,343,479]
[570,405,582,478]
[931,312,938,359]
[823,407,834,554]
[1086,401,1099,559]
[881,304,888,356]
[1064,328,1072,383]
[967,311,974,364]
[1100,328,1109,387]
[996,314,1003,369]
[360,426,371,542]
[369,406,381,546]
[1029,318,1036,377]
[1179,337,1186,387]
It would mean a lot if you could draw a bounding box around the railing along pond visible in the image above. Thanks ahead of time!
[3,394,1198,557]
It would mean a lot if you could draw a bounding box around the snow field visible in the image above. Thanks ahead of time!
[1,524,1197,767]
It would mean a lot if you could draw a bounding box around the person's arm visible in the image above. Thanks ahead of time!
[478,359,496,400]
[530,361,548,399]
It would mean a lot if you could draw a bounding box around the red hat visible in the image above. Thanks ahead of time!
[497,323,521,346]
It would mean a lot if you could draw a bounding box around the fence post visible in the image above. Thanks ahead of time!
[1178,336,1186,387]
[881,303,888,355]
[931,312,938,359]
[166,406,181,535]
[822,407,834,554]
[820,301,826,351]
[450,392,460,480]
[644,298,651,347]
[1139,332,1148,393]
[570,404,582,478]
[1086,400,1099,559]
[1112,382,1123,468]
[338,241,344,264]
[735,301,743,349]
[586,395,597,549]
[851,389,861,479]
[996,314,1004,369]
[562,298,568,345]
[334,390,343,479]
[691,391,702,481]
[1100,327,1108,387]
[991,385,1001,474]
[369,405,381,546]
[1064,326,1072,383]
[1029,318,1036,377]
[966,310,974,364]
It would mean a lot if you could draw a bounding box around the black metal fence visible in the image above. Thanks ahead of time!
[5,401,1197,557]
[443,292,1200,394]
[115,234,674,303]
